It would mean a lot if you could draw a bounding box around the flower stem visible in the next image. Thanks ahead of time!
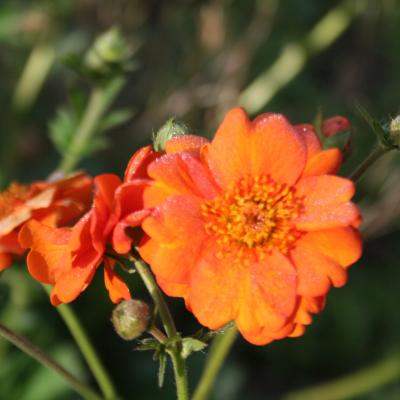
[192,326,238,400]
[134,260,189,400]
[0,322,102,400]
[43,286,118,400]
[348,145,391,182]
[58,77,124,174]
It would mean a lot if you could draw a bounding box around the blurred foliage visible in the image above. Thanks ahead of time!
[1,0,400,399]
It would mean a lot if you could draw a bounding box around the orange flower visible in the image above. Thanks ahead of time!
[19,147,159,305]
[139,108,362,345]
[0,172,92,272]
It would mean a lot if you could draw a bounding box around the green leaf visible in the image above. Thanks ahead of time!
[49,108,79,154]
[135,338,160,352]
[181,337,207,359]
[157,352,167,388]
[99,109,133,133]
[356,103,394,149]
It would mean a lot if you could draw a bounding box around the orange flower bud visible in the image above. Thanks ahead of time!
[322,116,351,137]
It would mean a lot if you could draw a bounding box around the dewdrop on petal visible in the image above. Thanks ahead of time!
[112,299,152,341]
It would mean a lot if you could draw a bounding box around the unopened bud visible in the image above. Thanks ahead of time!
[322,116,351,137]
[389,116,400,148]
[111,299,151,341]
[153,117,191,151]
[84,27,130,77]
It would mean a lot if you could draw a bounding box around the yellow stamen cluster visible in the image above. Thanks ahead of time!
[201,175,304,261]
[0,182,32,219]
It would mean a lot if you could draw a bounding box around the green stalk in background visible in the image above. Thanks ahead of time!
[192,326,238,400]
[0,322,102,400]
[239,0,364,114]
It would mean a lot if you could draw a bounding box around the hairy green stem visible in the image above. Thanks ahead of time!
[348,145,391,182]
[134,260,189,400]
[192,326,238,400]
[58,77,124,173]
[0,322,102,400]
[43,286,118,400]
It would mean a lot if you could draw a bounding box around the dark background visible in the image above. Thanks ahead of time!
[1,0,400,399]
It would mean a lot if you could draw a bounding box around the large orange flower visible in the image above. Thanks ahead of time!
[0,172,92,272]
[139,108,362,345]
[19,146,160,305]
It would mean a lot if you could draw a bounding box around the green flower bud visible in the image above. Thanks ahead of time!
[389,116,400,148]
[111,300,151,341]
[153,117,191,151]
[84,27,130,77]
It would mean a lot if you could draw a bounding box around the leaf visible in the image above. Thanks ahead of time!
[49,108,79,154]
[181,337,207,359]
[99,109,133,133]
[158,352,167,388]
[356,103,394,149]
[135,338,160,352]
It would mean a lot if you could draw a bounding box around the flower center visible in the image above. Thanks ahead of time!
[201,175,304,260]
[0,182,32,219]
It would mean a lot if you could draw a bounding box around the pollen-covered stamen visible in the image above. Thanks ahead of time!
[201,175,304,257]
[0,183,33,219]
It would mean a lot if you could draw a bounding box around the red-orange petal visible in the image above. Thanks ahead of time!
[147,153,220,201]
[124,146,161,182]
[19,220,72,284]
[295,123,321,159]
[0,252,12,271]
[291,227,361,296]
[51,263,97,305]
[291,241,346,296]
[104,258,131,303]
[303,148,342,177]
[140,195,207,288]
[236,251,297,342]
[294,175,359,230]
[204,108,306,188]
[187,241,242,330]
[165,134,209,155]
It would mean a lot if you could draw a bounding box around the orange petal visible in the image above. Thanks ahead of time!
[295,123,321,159]
[303,148,342,177]
[165,134,209,155]
[187,241,242,330]
[0,207,32,236]
[140,195,207,289]
[205,108,306,188]
[0,230,24,255]
[236,250,297,342]
[112,209,151,254]
[19,220,72,284]
[147,153,220,200]
[104,258,131,303]
[291,241,346,296]
[51,262,97,305]
[294,175,360,230]
[300,227,362,267]
[289,296,326,337]
[124,146,161,182]
[0,252,12,271]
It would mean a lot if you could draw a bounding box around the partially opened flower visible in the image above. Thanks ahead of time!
[19,147,159,305]
[139,108,362,345]
[0,172,92,272]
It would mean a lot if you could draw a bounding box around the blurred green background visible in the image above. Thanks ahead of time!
[1,0,400,399]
